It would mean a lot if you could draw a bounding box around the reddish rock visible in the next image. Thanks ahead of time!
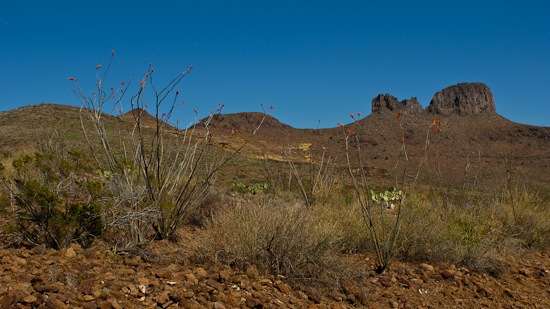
[245,296,263,308]
[246,265,260,279]
[519,268,533,277]
[379,276,393,287]
[177,298,205,308]
[194,267,208,281]
[185,273,199,285]
[97,300,113,309]
[420,263,435,272]
[44,294,69,309]
[78,279,95,295]
[154,290,170,305]
[0,291,17,308]
[34,282,63,293]
[65,247,77,258]
[217,269,232,283]
[441,270,456,280]
[213,302,226,309]
[276,282,292,294]
[123,256,141,267]
[259,278,272,285]
[31,244,47,255]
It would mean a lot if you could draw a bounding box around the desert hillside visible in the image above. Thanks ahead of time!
[0,83,549,308]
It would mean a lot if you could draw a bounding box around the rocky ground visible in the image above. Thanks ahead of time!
[1,239,548,308]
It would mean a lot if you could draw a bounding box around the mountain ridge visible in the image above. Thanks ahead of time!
[1,81,548,188]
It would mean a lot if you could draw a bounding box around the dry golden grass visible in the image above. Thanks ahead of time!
[193,183,549,281]
[197,196,342,280]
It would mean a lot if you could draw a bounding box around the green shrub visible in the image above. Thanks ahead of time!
[5,151,105,249]
[0,192,8,212]
[232,182,269,195]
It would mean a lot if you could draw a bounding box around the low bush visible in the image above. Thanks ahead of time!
[1,151,105,249]
[395,190,550,276]
[198,196,341,281]
[312,193,372,254]
[396,193,450,262]
[499,189,550,250]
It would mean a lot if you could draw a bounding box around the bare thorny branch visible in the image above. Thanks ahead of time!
[343,114,437,273]
[70,52,248,242]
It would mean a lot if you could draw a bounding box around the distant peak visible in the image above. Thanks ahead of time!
[427,82,496,116]
[371,94,423,115]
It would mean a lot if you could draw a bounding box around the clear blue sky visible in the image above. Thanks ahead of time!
[1,1,549,128]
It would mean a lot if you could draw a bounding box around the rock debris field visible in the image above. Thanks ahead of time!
[1,241,549,308]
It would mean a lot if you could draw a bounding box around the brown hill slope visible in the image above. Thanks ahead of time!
[0,104,173,158]
[0,104,88,158]
[206,83,549,188]
[1,83,548,189]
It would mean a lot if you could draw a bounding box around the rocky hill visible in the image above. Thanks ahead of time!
[210,83,549,188]
[427,83,496,116]
[1,83,549,188]
[371,94,423,115]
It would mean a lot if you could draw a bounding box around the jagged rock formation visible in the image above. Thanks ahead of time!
[427,83,495,116]
[371,94,423,115]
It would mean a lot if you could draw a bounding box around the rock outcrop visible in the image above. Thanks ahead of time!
[371,94,423,115]
[427,83,495,116]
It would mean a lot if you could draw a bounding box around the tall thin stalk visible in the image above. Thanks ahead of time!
[70,52,244,246]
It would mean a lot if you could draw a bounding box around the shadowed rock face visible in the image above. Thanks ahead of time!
[371,94,423,114]
[427,83,496,116]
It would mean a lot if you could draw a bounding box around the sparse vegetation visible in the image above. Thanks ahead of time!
[0,150,104,249]
[282,144,338,208]
[69,52,245,249]
[0,56,549,308]
[199,197,339,280]
[232,181,269,195]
